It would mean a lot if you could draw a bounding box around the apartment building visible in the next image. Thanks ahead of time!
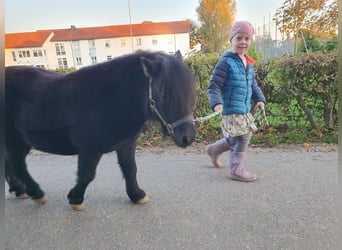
[5,20,190,70]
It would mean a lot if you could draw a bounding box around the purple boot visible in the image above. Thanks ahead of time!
[205,138,231,168]
[229,151,257,182]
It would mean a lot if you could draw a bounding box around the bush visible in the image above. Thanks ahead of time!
[256,53,338,130]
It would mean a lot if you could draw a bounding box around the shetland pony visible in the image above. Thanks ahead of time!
[5,51,196,210]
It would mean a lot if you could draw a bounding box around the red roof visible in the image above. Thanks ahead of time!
[5,20,190,48]
[49,20,190,41]
[5,30,52,48]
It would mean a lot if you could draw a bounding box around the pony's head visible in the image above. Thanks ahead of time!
[140,51,196,148]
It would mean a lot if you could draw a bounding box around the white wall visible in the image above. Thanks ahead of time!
[5,47,50,68]
[5,32,190,69]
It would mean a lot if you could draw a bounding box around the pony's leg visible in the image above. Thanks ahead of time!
[67,150,102,211]
[6,141,45,202]
[5,159,28,199]
[117,142,149,204]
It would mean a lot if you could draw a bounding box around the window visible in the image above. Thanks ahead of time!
[152,38,158,45]
[107,55,112,61]
[120,39,127,47]
[33,50,43,57]
[18,50,31,58]
[55,43,66,56]
[136,38,142,46]
[72,41,80,50]
[57,58,68,69]
[88,40,95,49]
[76,57,82,65]
[105,40,111,48]
[168,37,174,45]
[11,51,16,61]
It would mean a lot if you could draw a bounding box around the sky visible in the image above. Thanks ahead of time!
[5,0,284,33]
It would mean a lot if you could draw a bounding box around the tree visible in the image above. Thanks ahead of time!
[189,20,202,49]
[298,31,322,54]
[323,37,338,52]
[196,0,236,52]
[274,0,337,39]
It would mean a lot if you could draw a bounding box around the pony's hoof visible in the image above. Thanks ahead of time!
[71,203,86,211]
[33,197,47,204]
[136,196,150,204]
[17,193,29,199]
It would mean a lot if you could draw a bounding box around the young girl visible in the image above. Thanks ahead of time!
[205,21,266,182]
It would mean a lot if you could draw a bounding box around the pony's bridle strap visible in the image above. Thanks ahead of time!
[148,77,193,135]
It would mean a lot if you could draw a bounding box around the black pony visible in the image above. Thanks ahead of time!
[5,51,196,210]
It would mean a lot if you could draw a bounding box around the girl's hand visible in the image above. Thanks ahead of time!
[214,104,223,113]
[254,102,265,110]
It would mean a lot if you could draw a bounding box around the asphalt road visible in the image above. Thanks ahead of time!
[5,144,338,250]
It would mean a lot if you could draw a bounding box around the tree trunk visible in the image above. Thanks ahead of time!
[324,97,335,129]
[295,95,317,129]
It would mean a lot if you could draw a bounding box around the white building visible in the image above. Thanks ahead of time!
[5,20,190,70]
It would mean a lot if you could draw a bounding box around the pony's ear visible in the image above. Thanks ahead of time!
[140,56,162,78]
[174,50,183,61]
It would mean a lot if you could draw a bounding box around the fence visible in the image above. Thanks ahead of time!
[253,19,295,61]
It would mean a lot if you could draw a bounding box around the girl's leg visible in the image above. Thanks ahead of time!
[229,132,257,182]
[234,132,251,153]
[205,138,231,168]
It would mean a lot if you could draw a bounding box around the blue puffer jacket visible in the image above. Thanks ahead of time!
[207,51,266,115]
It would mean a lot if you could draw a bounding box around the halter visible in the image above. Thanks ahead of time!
[147,77,193,135]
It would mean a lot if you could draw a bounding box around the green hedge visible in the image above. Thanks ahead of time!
[182,52,338,145]
[258,54,338,130]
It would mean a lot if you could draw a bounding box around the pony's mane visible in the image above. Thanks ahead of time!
[157,53,196,115]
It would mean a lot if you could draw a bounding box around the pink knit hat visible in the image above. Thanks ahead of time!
[229,21,254,41]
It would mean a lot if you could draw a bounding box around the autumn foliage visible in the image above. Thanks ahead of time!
[196,0,236,52]
[274,0,337,39]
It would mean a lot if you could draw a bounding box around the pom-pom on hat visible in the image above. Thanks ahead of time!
[229,21,254,41]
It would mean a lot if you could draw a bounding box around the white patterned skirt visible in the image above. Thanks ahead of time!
[221,113,257,137]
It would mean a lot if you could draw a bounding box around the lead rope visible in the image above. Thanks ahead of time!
[193,111,220,122]
[194,111,230,135]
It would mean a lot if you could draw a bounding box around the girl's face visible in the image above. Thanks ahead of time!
[230,33,252,55]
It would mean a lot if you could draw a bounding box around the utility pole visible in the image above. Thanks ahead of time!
[128,0,134,52]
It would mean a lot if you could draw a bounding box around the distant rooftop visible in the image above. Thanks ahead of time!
[5,20,190,48]
[5,30,52,48]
